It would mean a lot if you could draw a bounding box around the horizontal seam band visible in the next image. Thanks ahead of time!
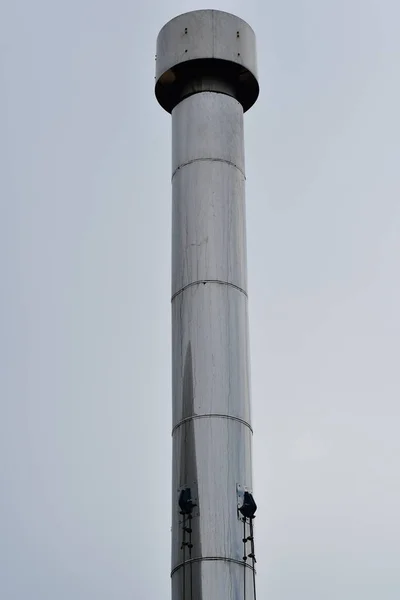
[171,556,255,577]
[172,413,253,435]
[171,279,247,302]
[172,157,246,181]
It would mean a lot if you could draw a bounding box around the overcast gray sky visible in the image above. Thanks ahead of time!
[1,0,399,598]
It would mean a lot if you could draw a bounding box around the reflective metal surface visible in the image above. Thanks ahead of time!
[156,10,258,79]
[171,285,251,426]
[172,163,247,293]
[171,90,255,600]
[172,93,245,177]
[171,560,256,600]
[155,10,259,113]
[172,95,247,295]
[155,10,259,600]
[172,160,247,295]
[171,418,253,564]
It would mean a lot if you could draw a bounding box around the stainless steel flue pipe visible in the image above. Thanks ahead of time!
[155,10,259,600]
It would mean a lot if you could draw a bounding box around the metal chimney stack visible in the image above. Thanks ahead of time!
[155,10,259,600]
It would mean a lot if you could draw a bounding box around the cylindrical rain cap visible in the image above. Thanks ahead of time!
[155,10,259,113]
